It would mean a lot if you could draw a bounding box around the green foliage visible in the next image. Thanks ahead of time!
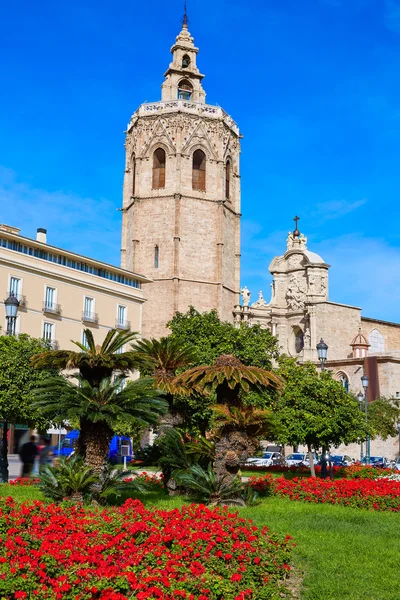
[39,455,97,501]
[168,307,279,369]
[156,428,194,475]
[33,374,168,431]
[275,357,368,450]
[368,396,400,440]
[173,463,245,506]
[185,435,215,464]
[39,456,147,503]
[0,333,54,427]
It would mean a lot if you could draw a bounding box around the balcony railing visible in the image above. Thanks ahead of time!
[42,301,61,315]
[116,319,130,330]
[4,292,27,308]
[82,311,99,324]
[43,339,59,350]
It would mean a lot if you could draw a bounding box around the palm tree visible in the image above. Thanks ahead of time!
[33,374,167,473]
[32,328,139,386]
[131,337,197,426]
[174,354,281,480]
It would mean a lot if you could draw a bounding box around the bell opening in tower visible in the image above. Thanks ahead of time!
[177,79,193,100]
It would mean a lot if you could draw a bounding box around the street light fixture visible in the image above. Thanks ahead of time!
[361,374,370,465]
[357,392,364,461]
[4,292,19,336]
[317,338,328,372]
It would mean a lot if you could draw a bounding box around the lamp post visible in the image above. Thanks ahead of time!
[4,292,19,336]
[358,391,364,461]
[361,374,370,465]
[317,338,328,372]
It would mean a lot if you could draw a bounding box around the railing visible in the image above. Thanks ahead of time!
[43,339,59,350]
[42,301,61,315]
[115,319,130,330]
[82,311,99,324]
[4,292,26,307]
[132,101,239,134]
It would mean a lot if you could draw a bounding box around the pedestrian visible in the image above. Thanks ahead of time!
[39,438,53,469]
[19,435,38,478]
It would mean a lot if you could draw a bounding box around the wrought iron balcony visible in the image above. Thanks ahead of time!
[116,319,130,330]
[42,301,61,315]
[4,292,26,308]
[43,339,59,350]
[82,311,99,324]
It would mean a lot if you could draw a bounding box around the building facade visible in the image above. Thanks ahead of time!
[121,20,241,339]
[234,223,400,459]
[0,224,150,348]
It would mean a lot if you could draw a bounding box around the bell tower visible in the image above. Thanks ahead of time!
[121,17,241,339]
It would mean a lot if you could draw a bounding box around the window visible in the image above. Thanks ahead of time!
[338,373,349,392]
[368,329,385,353]
[192,149,206,191]
[177,79,193,100]
[44,286,56,311]
[295,329,304,354]
[225,160,231,200]
[154,245,159,269]
[43,322,54,342]
[182,54,190,68]
[83,296,95,321]
[131,154,136,196]
[9,277,20,296]
[118,305,126,326]
[82,330,89,349]
[152,148,166,189]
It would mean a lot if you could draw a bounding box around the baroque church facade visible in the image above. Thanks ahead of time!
[121,19,241,339]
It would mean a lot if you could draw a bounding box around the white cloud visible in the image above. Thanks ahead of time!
[314,198,367,220]
[0,166,121,265]
[384,0,400,33]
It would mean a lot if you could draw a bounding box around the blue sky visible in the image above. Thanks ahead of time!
[1,0,400,322]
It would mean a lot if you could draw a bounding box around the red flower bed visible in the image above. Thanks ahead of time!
[0,498,293,599]
[124,472,164,490]
[7,478,39,487]
[244,464,396,479]
[248,475,400,511]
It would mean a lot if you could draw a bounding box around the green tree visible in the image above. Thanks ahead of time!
[167,308,280,429]
[275,357,368,476]
[168,307,279,369]
[175,354,281,482]
[33,374,167,473]
[368,397,400,440]
[0,334,53,482]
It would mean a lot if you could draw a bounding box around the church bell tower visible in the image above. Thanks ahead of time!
[121,16,241,339]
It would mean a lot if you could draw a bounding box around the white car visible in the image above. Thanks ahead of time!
[285,452,318,467]
[244,452,282,467]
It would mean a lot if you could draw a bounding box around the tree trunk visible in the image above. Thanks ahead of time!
[0,421,9,484]
[307,443,316,477]
[84,422,113,476]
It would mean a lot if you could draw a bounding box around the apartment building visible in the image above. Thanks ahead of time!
[0,223,151,348]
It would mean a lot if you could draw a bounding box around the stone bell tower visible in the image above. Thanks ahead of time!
[121,15,241,339]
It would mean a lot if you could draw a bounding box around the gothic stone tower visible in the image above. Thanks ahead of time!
[121,20,241,339]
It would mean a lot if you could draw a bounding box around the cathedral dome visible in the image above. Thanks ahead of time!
[303,250,325,264]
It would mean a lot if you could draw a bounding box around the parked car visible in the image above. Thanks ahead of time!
[360,456,389,468]
[285,452,318,467]
[243,451,283,468]
[318,454,353,467]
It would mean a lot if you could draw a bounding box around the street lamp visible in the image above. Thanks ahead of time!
[317,338,328,372]
[4,292,19,336]
[358,392,364,461]
[361,374,370,465]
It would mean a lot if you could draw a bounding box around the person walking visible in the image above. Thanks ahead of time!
[19,435,38,477]
[39,438,53,469]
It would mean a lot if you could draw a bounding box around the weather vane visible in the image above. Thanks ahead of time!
[182,0,189,26]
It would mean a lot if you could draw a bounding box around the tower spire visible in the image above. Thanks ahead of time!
[183,0,189,27]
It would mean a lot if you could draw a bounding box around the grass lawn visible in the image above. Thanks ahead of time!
[0,485,399,599]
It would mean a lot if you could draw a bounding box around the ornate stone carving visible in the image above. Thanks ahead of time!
[241,286,251,307]
[251,290,268,308]
[285,274,306,311]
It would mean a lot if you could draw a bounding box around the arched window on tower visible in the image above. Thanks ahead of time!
[182,54,190,68]
[337,372,349,392]
[131,154,136,196]
[294,328,304,354]
[177,79,193,100]
[225,159,231,200]
[368,329,385,353]
[154,245,159,269]
[192,150,206,191]
[152,148,166,189]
